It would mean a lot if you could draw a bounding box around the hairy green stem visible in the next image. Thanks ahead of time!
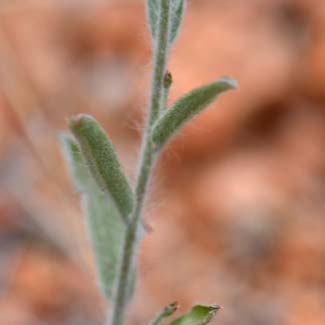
[108,1,171,324]
[148,0,171,125]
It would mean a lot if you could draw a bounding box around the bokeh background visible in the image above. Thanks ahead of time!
[0,0,325,324]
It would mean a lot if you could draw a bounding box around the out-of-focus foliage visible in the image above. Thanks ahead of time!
[151,302,178,325]
[60,134,125,300]
[170,305,220,325]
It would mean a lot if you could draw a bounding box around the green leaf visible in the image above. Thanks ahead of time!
[59,133,94,192]
[146,0,159,40]
[83,193,124,300]
[59,134,125,300]
[170,305,220,325]
[146,0,186,44]
[151,302,179,325]
[69,114,134,224]
[169,0,185,43]
[151,77,238,151]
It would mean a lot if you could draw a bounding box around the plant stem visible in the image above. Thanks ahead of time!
[149,0,171,125]
[108,1,171,324]
[151,313,164,325]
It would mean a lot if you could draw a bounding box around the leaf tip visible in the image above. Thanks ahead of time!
[58,132,78,158]
[218,76,239,90]
[69,113,94,130]
[208,304,222,314]
[164,301,179,316]
[170,304,221,325]
[58,131,70,144]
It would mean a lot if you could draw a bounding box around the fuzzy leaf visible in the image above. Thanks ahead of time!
[146,0,159,39]
[147,0,186,44]
[170,305,220,325]
[83,193,123,300]
[152,77,238,151]
[151,302,179,325]
[69,114,134,224]
[60,133,94,192]
[60,134,124,299]
[169,0,185,43]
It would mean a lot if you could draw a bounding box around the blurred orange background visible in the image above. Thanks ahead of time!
[0,0,325,324]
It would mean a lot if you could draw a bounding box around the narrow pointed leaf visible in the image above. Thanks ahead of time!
[60,134,124,299]
[169,0,185,43]
[69,114,134,223]
[170,305,220,325]
[146,0,159,40]
[152,77,238,151]
[151,302,179,325]
[83,193,123,300]
[146,0,186,44]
